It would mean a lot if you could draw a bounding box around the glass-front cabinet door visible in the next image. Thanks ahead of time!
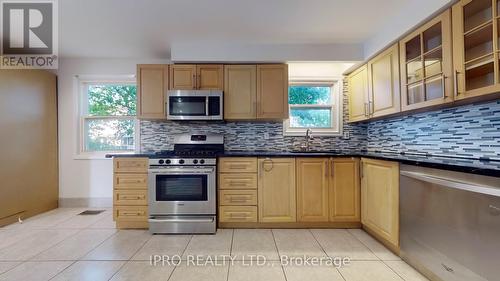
[399,9,454,111]
[452,0,500,100]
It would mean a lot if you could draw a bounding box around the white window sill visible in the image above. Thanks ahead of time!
[74,151,135,160]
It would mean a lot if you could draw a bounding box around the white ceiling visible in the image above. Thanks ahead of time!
[59,0,450,60]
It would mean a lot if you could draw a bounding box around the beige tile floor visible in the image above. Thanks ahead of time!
[0,208,429,281]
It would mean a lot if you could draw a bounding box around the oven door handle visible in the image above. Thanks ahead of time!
[148,168,214,174]
[149,217,215,223]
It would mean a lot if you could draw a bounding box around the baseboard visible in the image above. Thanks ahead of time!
[59,197,112,208]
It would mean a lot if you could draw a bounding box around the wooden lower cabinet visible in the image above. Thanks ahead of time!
[296,158,360,223]
[258,158,296,223]
[296,158,329,222]
[330,158,360,222]
[218,157,258,223]
[361,158,399,250]
[113,157,149,229]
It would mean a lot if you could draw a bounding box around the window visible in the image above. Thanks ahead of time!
[78,77,137,157]
[283,81,342,136]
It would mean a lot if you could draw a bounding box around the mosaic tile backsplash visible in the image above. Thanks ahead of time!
[366,100,500,160]
[140,82,368,153]
[140,78,500,160]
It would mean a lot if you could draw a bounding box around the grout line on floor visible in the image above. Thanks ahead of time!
[308,229,330,258]
[47,260,78,281]
[346,229,382,261]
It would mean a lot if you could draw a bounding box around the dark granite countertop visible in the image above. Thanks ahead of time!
[107,150,500,177]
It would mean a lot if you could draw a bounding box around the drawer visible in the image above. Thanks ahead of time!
[114,190,148,206]
[220,190,257,206]
[219,173,257,189]
[219,158,257,173]
[219,206,257,222]
[114,174,148,189]
[114,206,148,221]
[114,158,148,173]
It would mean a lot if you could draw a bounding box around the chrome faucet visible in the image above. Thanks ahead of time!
[302,129,313,152]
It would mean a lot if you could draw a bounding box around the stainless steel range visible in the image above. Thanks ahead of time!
[148,134,223,234]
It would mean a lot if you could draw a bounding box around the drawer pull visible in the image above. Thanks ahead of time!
[229,198,249,203]
[121,195,144,200]
[228,181,247,186]
[229,164,248,169]
[229,213,249,218]
[121,211,143,216]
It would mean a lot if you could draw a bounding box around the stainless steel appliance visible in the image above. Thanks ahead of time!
[400,164,500,281]
[166,90,223,120]
[148,134,224,234]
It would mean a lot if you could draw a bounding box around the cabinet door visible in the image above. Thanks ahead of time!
[361,158,399,248]
[296,158,329,222]
[452,0,500,100]
[197,65,223,90]
[329,158,360,222]
[258,158,296,222]
[348,65,369,122]
[169,65,196,90]
[400,10,454,111]
[367,43,401,118]
[137,64,168,119]
[224,65,257,119]
[256,64,289,119]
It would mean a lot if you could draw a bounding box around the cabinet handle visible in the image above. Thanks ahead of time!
[228,181,247,186]
[364,102,369,117]
[229,197,249,202]
[229,164,247,169]
[122,211,143,216]
[193,74,197,89]
[121,195,143,200]
[454,70,460,96]
[229,213,249,218]
[331,161,335,177]
[262,158,273,172]
[360,162,364,178]
[368,100,373,115]
[441,74,446,99]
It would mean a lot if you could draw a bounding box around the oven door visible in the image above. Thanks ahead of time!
[148,166,216,215]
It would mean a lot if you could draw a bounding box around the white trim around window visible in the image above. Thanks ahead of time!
[283,80,343,136]
[74,75,138,160]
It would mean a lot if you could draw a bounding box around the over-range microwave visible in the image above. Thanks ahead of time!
[166,90,223,120]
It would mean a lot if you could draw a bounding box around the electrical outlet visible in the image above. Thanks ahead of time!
[343,131,350,139]
[263,132,270,140]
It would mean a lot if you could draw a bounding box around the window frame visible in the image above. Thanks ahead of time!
[283,80,343,136]
[76,75,138,159]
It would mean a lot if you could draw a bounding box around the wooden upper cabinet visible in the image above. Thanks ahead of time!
[452,0,500,100]
[137,64,168,119]
[169,64,223,90]
[329,158,360,222]
[258,158,296,223]
[348,65,369,122]
[400,9,453,111]
[224,65,257,119]
[361,158,399,249]
[169,64,196,90]
[296,158,329,222]
[367,43,401,118]
[197,65,223,90]
[256,64,289,119]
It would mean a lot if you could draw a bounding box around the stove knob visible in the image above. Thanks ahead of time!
[193,159,198,164]
[199,159,205,164]
[165,159,171,164]
[158,159,164,164]
[179,159,185,164]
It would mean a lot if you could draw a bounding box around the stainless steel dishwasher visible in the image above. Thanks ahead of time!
[400,164,500,281]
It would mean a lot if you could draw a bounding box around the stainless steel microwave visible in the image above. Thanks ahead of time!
[166,90,223,120]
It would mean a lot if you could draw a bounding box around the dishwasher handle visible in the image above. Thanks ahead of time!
[400,171,500,197]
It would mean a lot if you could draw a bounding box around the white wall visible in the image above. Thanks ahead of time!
[57,58,169,207]
[171,43,364,62]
